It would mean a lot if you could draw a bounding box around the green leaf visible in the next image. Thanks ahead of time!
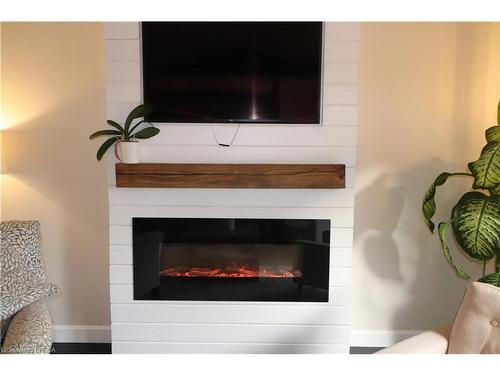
[107,120,124,133]
[468,141,500,190]
[478,272,500,287]
[491,185,500,196]
[451,192,500,261]
[132,127,160,139]
[89,129,121,139]
[497,100,500,125]
[485,126,500,143]
[124,104,153,134]
[96,137,118,161]
[423,172,471,232]
[438,222,471,280]
[129,120,149,136]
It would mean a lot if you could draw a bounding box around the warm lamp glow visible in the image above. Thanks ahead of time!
[0,114,8,130]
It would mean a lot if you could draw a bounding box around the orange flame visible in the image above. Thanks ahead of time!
[160,265,302,278]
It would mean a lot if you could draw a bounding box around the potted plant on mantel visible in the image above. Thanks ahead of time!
[423,101,500,287]
[90,104,160,163]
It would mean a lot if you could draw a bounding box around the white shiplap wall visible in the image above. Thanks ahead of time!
[105,22,359,354]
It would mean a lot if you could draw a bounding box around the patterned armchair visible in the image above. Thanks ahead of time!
[0,221,59,354]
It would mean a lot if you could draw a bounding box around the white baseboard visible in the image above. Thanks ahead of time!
[53,325,111,343]
[350,329,423,347]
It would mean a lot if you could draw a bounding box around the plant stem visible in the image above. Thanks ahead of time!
[483,260,487,276]
[496,256,499,273]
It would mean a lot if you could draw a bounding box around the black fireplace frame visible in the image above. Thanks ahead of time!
[132,218,331,302]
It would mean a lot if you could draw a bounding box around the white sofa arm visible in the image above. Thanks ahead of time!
[376,326,451,354]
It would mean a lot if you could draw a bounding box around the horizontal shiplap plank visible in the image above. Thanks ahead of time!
[112,145,357,166]
[323,85,358,105]
[108,187,355,208]
[331,228,354,248]
[109,206,353,227]
[323,105,358,126]
[110,285,133,303]
[331,248,352,267]
[106,82,141,103]
[141,125,357,147]
[110,285,351,305]
[324,42,359,63]
[324,63,358,84]
[331,286,352,305]
[110,227,132,245]
[99,121,356,147]
[106,102,141,122]
[111,304,351,325]
[111,323,350,344]
[109,245,133,265]
[324,23,360,41]
[106,61,141,83]
[331,267,352,287]
[105,22,140,40]
[110,265,132,284]
[105,40,141,61]
[112,341,348,354]
[323,84,358,105]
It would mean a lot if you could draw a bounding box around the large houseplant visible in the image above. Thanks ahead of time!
[90,104,159,161]
[423,101,500,287]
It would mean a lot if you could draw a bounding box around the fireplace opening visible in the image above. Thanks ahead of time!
[133,218,330,302]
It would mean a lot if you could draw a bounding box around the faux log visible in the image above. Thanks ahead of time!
[115,163,345,189]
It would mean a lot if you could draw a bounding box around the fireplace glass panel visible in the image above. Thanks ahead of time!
[133,218,330,302]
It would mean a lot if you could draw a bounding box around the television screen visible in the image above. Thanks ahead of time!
[141,22,323,124]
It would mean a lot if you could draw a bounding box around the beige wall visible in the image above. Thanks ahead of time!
[354,22,500,332]
[1,23,110,326]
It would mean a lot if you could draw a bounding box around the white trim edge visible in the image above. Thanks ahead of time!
[350,330,423,347]
[53,325,111,343]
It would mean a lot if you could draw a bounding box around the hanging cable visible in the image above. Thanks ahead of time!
[210,124,241,147]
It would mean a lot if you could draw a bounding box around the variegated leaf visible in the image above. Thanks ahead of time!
[451,192,500,261]
[467,141,500,190]
[478,272,500,287]
[423,172,471,232]
[438,222,470,279]
[491,184,500,196]
[486,125,500,142]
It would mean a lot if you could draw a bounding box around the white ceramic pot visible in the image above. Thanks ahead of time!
[114,141,140,164]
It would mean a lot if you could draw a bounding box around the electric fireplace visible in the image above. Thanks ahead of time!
[133,218,330,302]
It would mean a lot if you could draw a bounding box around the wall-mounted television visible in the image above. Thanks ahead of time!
[141,22,323,124]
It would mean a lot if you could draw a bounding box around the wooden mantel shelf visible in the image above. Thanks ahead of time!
[115,163,345,189]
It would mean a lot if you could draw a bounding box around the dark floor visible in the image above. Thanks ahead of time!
[52,343,111,354]
[350,347,382,354]
[52,343,382,354]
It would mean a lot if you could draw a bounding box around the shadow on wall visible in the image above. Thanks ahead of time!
[355,22,500,334]
[355,157,483,331]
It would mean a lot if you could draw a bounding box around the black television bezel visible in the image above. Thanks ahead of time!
[141,22,324,125]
